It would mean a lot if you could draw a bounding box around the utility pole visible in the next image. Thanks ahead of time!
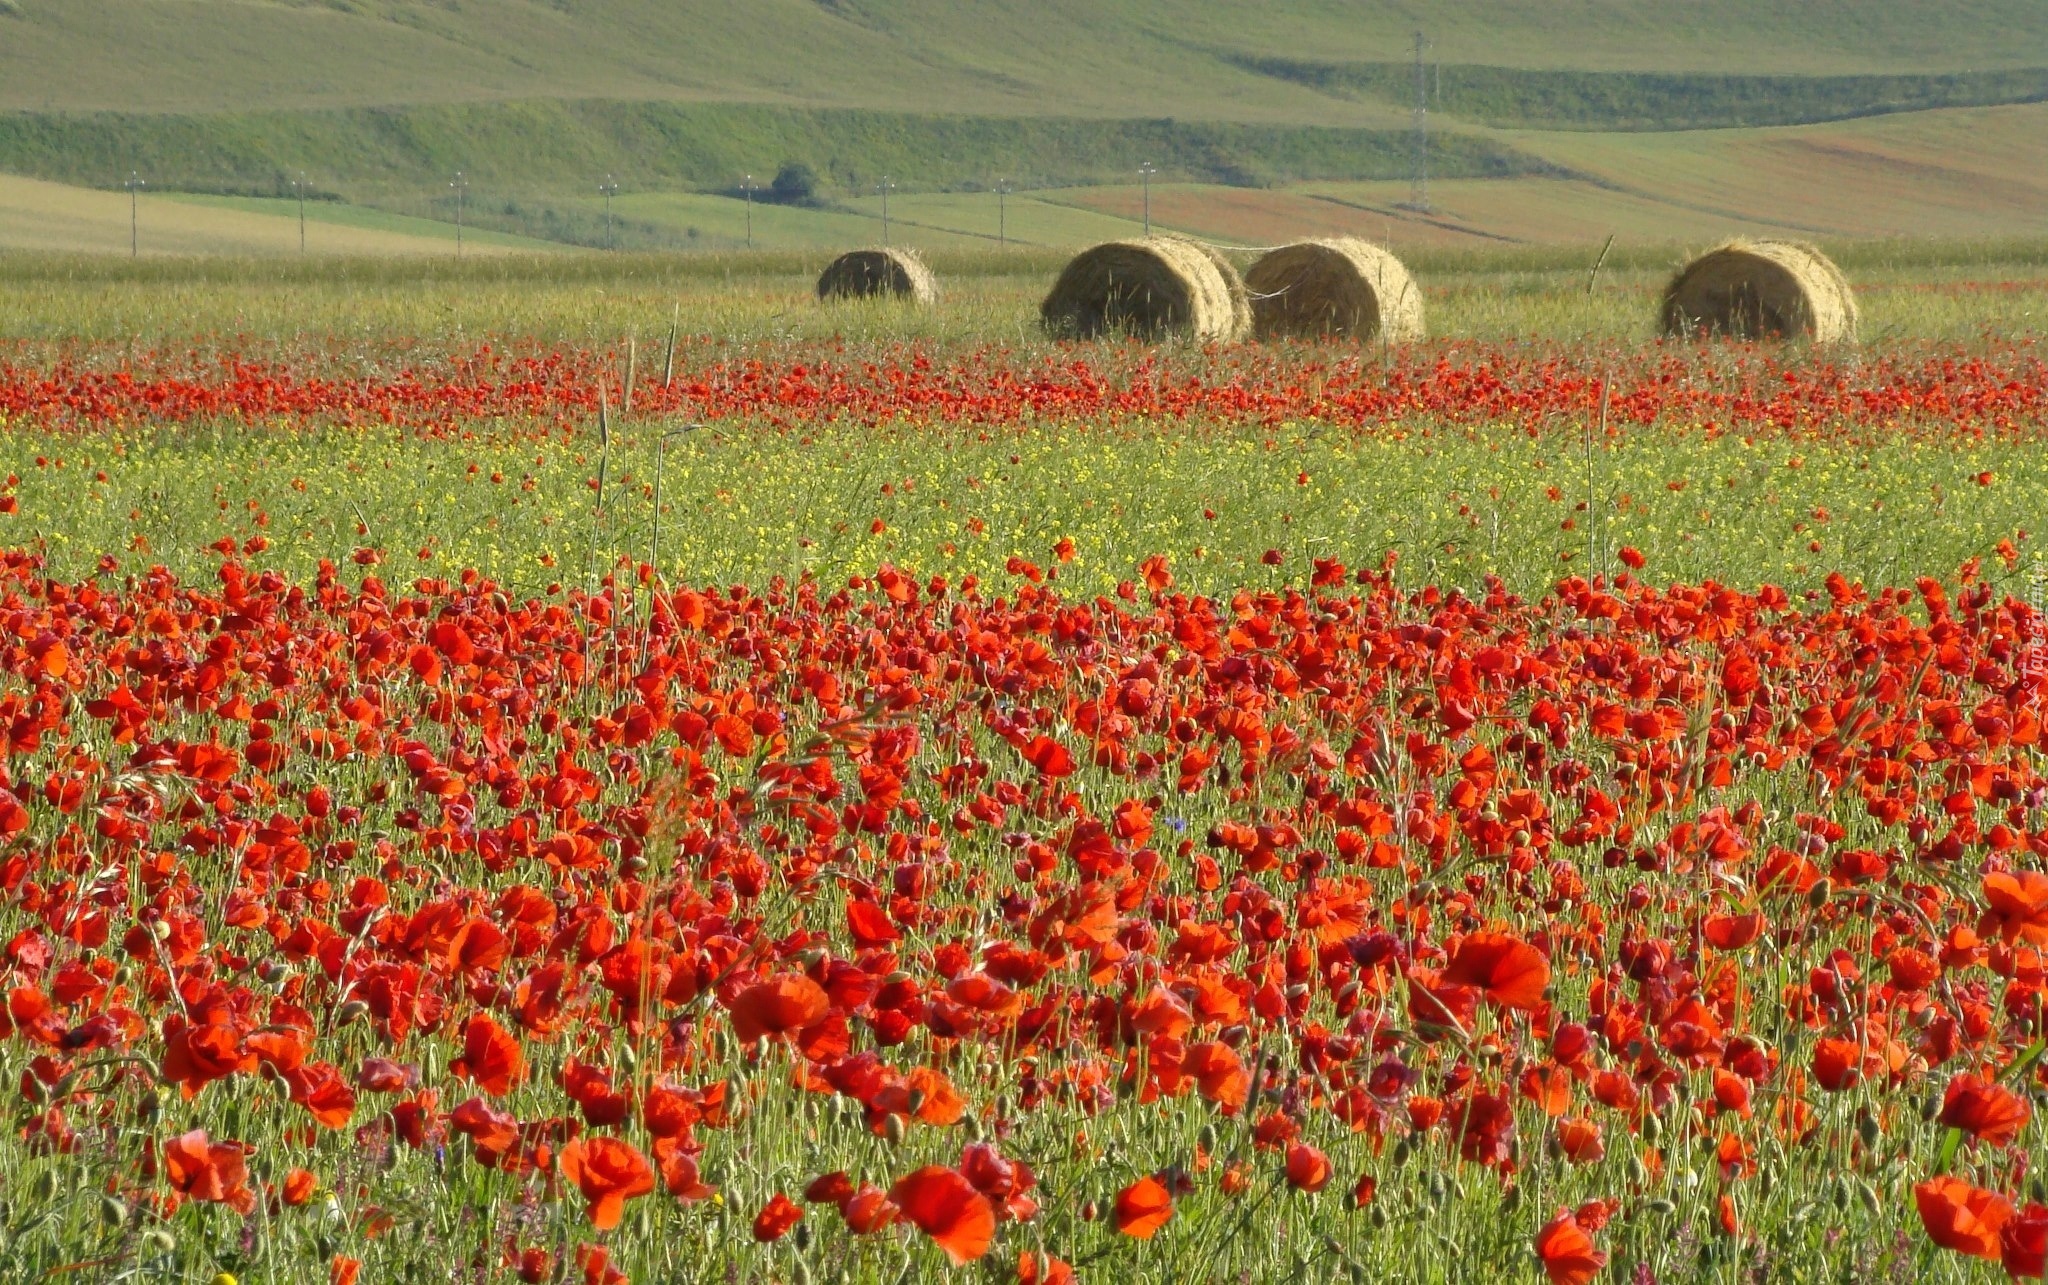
[292,171,307,253]
[1407,32,1431,212]
[878,175,894,245]
[996,178,1010,247]
[125,171,144,258]
[599,174,619,249]
[743,174,755,249]
[1138,162,1156,237]
[451,171,468,256]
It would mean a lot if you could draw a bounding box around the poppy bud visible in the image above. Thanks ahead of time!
[961,1112,983,1142]
[1855,1112,1880,1149]
[1641,1112,1663,1142]
[100,1196,127,1227]
[336,999,371,1026]
[1628,1156,1649,1186]
[1805,878,1834,909]
[145,1228,177,1254]
[32,1170,58,1200]
[1197,1123,1218,1154]
[1644,1198,1677,1217]
[1390,1136,1412,1167]
[884,971,916,986]
[149,920,172,942]
[1081,1199,1100,1223]
[256,960,288,985]
[884,1114,906,1146]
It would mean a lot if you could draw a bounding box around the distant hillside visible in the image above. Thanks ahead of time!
[3,0,2043,251]
[4,0,2046,117]
[1228,59,2048,131]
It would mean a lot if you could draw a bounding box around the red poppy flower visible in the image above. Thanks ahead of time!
[1534,1208,1608,1285]
[1916,1176,2012,1259]
[1284,1142,1331,1193]
[283,1168,319,1206]
[1442,932,1550,1011]
[1555,1117,1604,1165]
[1938,1072,2031,1147]
[729,974,831,1043]
[450,1013,525,1096]
[889,1165,997,1265]
[752,1192,804,1242]
[2003,1202,2048,1279]
[841,1185,901,1234]
[1981,872,2048,945]
[162,1129,255,1214]
[558,1137,655,1231]
[1113,1175,1174,1238]
[1015,1250,1077,1285]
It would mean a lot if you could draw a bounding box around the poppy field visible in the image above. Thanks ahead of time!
[0,249,2046,1283]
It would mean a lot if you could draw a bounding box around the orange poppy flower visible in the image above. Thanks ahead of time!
[890,1165,997,1265]
[558,1136,655,1231]
[1534,1208,1608,1285]
[1113,1174,1173,1239]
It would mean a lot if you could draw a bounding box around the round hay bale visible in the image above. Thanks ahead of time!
[1660,240,1857,343]
[816,248,937,305]
[1039,237,1251,341]
[1244,238,1425,342]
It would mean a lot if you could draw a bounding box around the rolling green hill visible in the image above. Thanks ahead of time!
[2,0,2044,251]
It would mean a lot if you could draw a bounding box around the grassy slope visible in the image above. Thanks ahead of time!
[4,0,2048,117]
